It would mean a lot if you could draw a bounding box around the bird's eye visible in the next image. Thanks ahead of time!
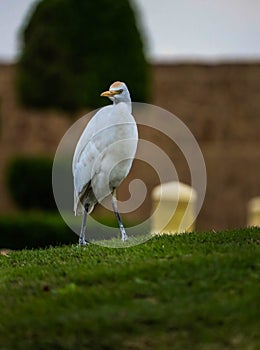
[117,89,123,94]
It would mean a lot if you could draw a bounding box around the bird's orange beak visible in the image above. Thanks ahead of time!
[100,90,118,97]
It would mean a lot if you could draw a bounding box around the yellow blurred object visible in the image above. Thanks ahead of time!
[247,197,260,227]
[151,182,197,235]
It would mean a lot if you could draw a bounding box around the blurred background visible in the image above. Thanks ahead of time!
[0,0,259,248]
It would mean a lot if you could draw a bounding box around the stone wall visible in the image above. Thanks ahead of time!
[152,64,260,229]
[0,64,76,213]
[0,63,259,230]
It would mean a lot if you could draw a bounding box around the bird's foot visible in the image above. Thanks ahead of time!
[79,237,90,246]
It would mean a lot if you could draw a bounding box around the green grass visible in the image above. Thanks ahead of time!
[0,227,259,350]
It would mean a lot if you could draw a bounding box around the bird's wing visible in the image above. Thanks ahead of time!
[72,106,114,205]
[72,105,113,172]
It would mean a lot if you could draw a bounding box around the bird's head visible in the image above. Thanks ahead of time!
[100,81,131,104]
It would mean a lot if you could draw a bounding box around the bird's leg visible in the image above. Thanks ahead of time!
[79,202,90,246]
[112,190,128,242]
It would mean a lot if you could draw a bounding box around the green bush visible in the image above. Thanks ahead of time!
[6,156,56,211]
[0,214,76,249]
[17,0,149,110]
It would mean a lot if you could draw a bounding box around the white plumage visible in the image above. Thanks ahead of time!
[72,81,138,244]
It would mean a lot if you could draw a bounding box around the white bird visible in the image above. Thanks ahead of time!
[72,81,138,245]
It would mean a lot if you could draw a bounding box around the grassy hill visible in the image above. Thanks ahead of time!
[0,227,259,349]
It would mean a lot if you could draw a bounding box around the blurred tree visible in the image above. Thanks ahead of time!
[16,0,149,110]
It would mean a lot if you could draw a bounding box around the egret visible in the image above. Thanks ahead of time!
[72,81,138,245]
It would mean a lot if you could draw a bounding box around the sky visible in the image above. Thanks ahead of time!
[1,0,260,63]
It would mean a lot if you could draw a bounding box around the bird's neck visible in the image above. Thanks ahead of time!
[114,100,132,114]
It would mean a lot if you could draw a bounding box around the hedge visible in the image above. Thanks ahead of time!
[0,214,76,250]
